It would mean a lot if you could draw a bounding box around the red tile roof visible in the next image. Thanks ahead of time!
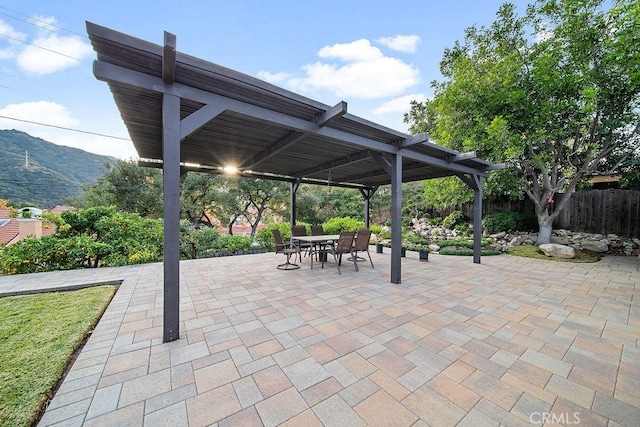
[0,209,19,245]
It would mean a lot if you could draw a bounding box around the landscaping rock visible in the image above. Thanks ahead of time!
[428,244,441,252]
[539,243,575,258]
[490,232,506,239]
[550,235,569,245]
[581,240,609,253]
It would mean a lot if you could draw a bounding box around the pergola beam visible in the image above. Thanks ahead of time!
[449,151,477,162]
[242,101,347,170]
[94,60,491,178]
[396,132,429,148]
[369,151,391,174]
[139,160,376,190]
[162,32,176,84]
[315,101,347,126]
[180,104,226,140]
[340,161,429,183]
[240,131,306,170]
[290,149,371,178]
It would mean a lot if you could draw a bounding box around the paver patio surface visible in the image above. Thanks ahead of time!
[2,251,638,426]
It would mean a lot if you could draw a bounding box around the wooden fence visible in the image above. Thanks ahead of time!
[424,189,640,237]
[553,189,640,238]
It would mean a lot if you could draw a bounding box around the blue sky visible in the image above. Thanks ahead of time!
[0,0,530,159]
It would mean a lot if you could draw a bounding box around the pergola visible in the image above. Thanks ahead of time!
[87,22,503,342]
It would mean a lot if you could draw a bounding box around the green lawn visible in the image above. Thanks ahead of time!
[507,245,601,263]
[0,286,116,427]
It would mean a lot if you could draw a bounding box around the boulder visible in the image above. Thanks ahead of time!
[490,232,506,239]
[581,240,609,253]
[428,244,441,252]
[539,243,575,258]
[509,236,523,246]
[550,236,570,245]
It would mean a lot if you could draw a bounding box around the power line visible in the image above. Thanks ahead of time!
[0,5,86,38]
[0,115,131,141]
[0,33,81,61]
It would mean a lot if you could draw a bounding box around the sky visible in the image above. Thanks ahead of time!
[0,0,531,160]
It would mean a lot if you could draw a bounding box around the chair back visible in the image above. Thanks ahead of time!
[335,232,355,254]
[272,229,286,252]
[354,228,372,251]
[311,225,324,236]
[291,225,307,237]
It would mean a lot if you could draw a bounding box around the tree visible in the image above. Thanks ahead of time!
[405,0,640,244]
[180,172,224,227]
[217,177,289,236]
[81,160,163,218]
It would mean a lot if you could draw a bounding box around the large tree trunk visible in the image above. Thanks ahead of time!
[536,210,553,245]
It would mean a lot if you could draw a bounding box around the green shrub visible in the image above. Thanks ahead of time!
[370,224,382,234]
[437,238,490,248]
[195,227,222,253]
[322,217,365,234]
[439,248,501,256]
[403,234,430,245]
[454,222,471,234]
[442,210,466,229]
[405,244,430,252]
[180,221,223,259]
[0,209,164,273]
[428,217,443,226]
[255,222,292,251]
[482,211,538,234]
[378,229,392,240]
[219,235,253,253]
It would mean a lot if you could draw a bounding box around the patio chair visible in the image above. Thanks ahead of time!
[324,231,358,274]
[353,227,374,269]
[310,225,325,260]
[273,229,299,270]
[291,225,312,258]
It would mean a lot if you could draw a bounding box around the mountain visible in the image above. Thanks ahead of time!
[0,129,117,208]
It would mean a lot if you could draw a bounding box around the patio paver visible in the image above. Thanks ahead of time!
[1,251,638,426]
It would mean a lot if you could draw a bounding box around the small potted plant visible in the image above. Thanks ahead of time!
[408,244,429,261]
[418,247,429,261]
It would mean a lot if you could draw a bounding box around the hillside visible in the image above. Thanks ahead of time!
[0,129,116,208]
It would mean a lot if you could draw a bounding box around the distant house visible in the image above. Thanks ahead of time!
[589,174,622,189]
[0,209,20,246]
[0,205,74,246]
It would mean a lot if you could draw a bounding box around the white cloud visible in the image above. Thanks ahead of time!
[17,33,92,75]
[318,39,383,62]
[0,19,28,59]
[0,101,79,127]
[372,93,428,115]
[0,101,137,159]
[271,38,419,100]
[256,70,292,84]
[376,35,421,54]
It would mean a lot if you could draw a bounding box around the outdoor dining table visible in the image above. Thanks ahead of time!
[290,234,340,269]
